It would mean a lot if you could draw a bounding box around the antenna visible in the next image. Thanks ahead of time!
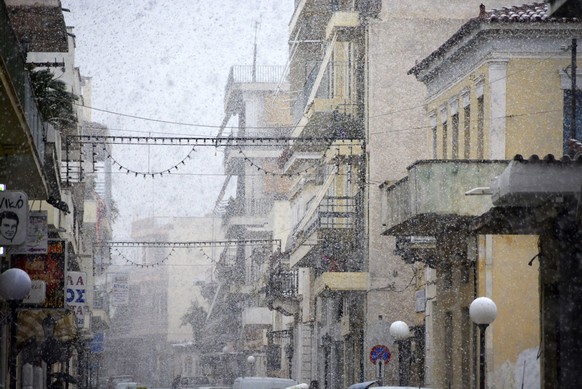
[253,21,259,82]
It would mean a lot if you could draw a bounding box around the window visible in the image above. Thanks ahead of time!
[450,97,459,159]
[430,112,437,159]
[477,95,484,159]
[440,106,448,158]
[475,78,485,159]
[462,90,471,159]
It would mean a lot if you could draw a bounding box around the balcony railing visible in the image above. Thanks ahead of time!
[1,2,47,165]
[303,196,358,238]
[224,197,275,219]
[267,268,299,299]
[225,65,286,96]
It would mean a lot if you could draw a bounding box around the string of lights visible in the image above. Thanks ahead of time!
[103,144,196,178]
[113,247,176,268]
[197,247,216,263]
[237,144,327,177]
[95,239,281,249]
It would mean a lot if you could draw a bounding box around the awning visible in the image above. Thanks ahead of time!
[17,309,77,347]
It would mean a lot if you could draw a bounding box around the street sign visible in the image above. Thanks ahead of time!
[369,344,391,365]
[0,191,28,245]
[91,332,105,353]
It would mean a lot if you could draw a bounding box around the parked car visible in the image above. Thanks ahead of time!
[178,377,211,389]
[347,382,432,389]
[233,377,298,389]
[108,375,134,389]
[115,382,149,389]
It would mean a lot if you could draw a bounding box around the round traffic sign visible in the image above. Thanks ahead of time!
[369,344,391,365]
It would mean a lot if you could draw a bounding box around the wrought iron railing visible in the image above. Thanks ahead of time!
[0,2,47,165]
[302,196,358,238]
[267,268,299,299]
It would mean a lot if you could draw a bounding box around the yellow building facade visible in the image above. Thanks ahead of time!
[402,3,582,388]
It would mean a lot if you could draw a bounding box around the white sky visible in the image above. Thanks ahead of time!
[61,1,293,239]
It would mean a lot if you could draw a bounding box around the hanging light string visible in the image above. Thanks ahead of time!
[103,144,196,178]
[235,138,338,177]
[198,247,217,263]
[113,247,176,268]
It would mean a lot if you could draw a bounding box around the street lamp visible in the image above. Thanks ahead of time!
[470,297,497,389]
[246,355,255,377]
[389,320,410,386]
[0,268,32,389]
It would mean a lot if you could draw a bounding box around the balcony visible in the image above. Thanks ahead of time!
[381,160,509,235]
[289,195,360,268]
[266,267,299,316]
[313,271,368,297]
[224,65,287,115]
[242,306,271,326]
[381,160,509,265]
[292,61,361,139]
[223,197,275,230]
[290,0,380,41]
[325,10,360,41]
[0,3,52,199]
[289,0,331,40]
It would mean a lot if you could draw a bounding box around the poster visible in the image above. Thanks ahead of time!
[9,211,48,255]
[0,191,28,245]
[110,273,129,306]
[12,240,66,309]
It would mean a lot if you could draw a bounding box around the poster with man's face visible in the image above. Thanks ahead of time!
[0,191,28,245]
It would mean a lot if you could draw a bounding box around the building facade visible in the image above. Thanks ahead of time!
[382,2,582,388]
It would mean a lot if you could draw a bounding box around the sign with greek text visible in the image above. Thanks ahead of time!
[111,273,129,306]
[0,191,28,245]
[9,211,48,254]
[91,332,105,353]
[66,271,87,327]
[22,280,46,304]
[12,240,66,308]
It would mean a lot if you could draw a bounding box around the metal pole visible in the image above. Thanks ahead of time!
[478,324,488,389]
[397,341,404,387]
[9,301,18,389]
[571,38,577,141]
[377,361,382,386]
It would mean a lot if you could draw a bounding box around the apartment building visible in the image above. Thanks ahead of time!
[268,1,513,388]
[202,64,293,384]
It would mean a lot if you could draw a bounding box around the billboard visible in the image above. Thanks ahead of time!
[12,240,67,309]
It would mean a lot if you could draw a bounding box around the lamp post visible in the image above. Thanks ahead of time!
[246,355,255,377]
[0,268,32,389]
[389,320,410,386]
[470,297,497,389]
